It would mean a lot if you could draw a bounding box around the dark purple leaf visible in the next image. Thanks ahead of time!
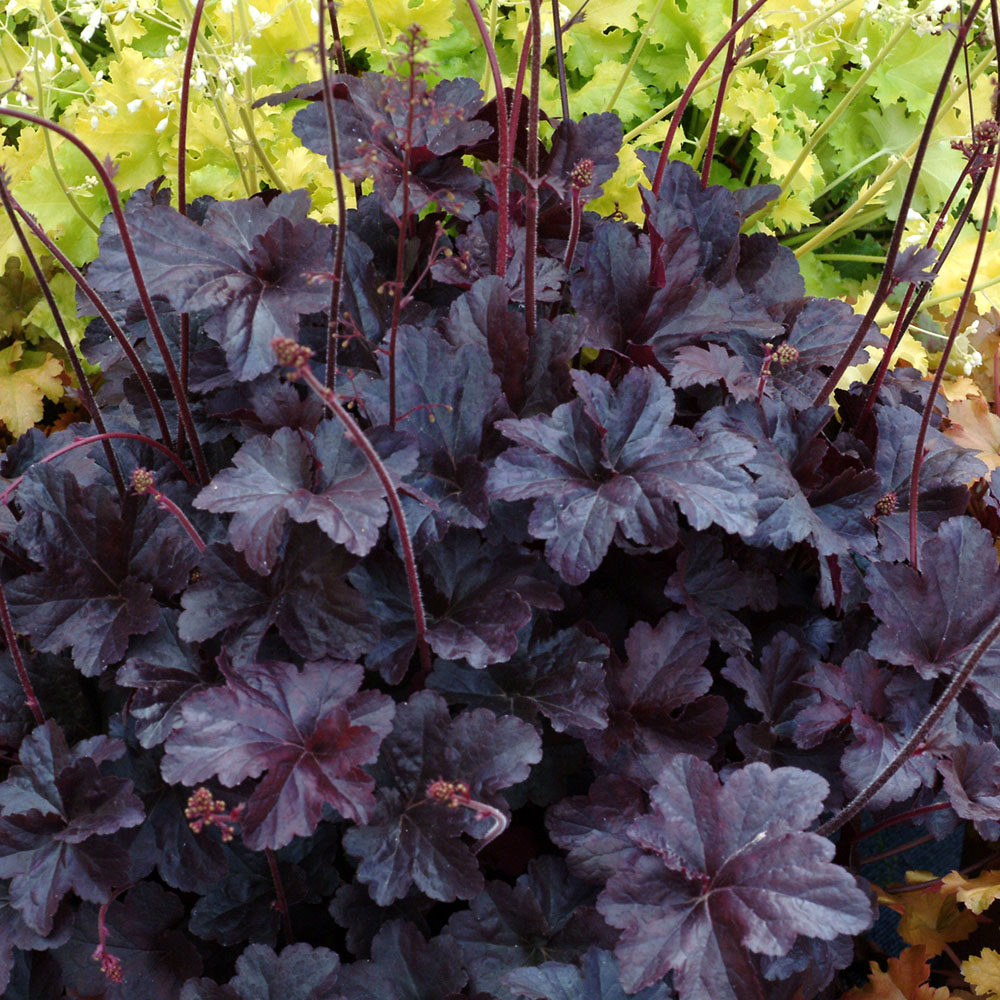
[670,344,756,401]
[504,946,674,1000]
[53,881,201,1000]
[0,721,143,934]
[428,625,609,733]
[545,776,646,884]
[446,856,616,999]
[85,189,333,380]
[181,942,340,1000]
[342,691,541,904]
[178,525,379,665]
[194,423,416,573]
[586,613,726,783]
[361,326,501,542]
[939,742,1000,839]
[867,517,1000,708]
[664,532,777,654]
[597,755,872,999]
[542,114,622,202]
[0,881,71,995]
[489,368,757,583]
[293,74,492,220]
[161,659,393,849]
[6,466,195,677]
[335,919,466,999]
[892,245,938,284]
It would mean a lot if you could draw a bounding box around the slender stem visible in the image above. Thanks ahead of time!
[0,582,44,726]
[563,188,583,271]
[319,0,349,391]
[700,0,740,189]
[854,801,952,844]
[810,4,985,409]
[884,849,1000,895]
[387,36,419,428]
[0,432,196,507]
[858,832,937,867]
[649,0,770,196]
[0,175,127,502]
[274,340,431,677]
[551,0,570,122]
[523,0,542,340]
[0,107,210,486]
[907,136,999,566]
[177,0,207,216]
[265,847,294,946]
[463,0,510,277]
[605,0,667,115]
[131,469,207,552]
[816,609,1000,838]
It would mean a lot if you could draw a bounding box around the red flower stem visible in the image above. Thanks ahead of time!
[649,0,770,195]
[319,0,349,391]
[857,832,937,867]
[854,801,952,844]
[266,847,294,946]
[811,0,984,408]
[0,175,127,502]
[550,0,570,122]
[0,108,210,485]
[5,190,173,448]
[177,0,207,216]
[285,351,430,676]
[700,0,741,189]
[523,0,542,340]
[563,187,583,272]
[387,32,420,428]
[907,124,1000,566]
[816,610,1000,838]
[463,0,510,277]
[885,849,1000,895]
[509,29,531,162]
[0,432,196,507]
[0,582,44,726]
[133,470,207,552]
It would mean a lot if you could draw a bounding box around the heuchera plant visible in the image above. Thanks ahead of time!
[0,1,1000,998]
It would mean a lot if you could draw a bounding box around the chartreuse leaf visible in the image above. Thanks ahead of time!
[964,948,1000,999]
[0,343,64,438]
[941,870,1000,915]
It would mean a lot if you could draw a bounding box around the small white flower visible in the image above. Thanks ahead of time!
[155,115,169,133]
[91,115,100,129]
[81,10,103,43]
[127,97,143,112]
[114,8,127,22]
[40,51,56,74]
[811,72,824,92]
[60,40,75,56]
[860,53,871,69]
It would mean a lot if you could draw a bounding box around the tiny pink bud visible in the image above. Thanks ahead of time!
[771,343,800,366]
[131,467,155,494]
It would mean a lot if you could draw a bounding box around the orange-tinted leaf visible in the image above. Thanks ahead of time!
[944,394,1000,472]
[891,872,978,956]
[840,945,954,999]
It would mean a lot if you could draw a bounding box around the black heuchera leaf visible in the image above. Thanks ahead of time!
[938,742,1000,839]
[504,946,674,1000]
[0,881,72,996]
[7,465,196,677]
[84,189,333,380]
[194,422,417,574]
[586,612,727,784]
[53,881,201,1000]
[596,755,872,1000]
[362,326,502,544]
[178,524,378,665]
[0,720,143,935]
[867,517,1000,708]
[428,624,610,734]
[342,691,541,904]
[180,942,340,1000]
[445,855,616,999]
[161,659,394,850]
[335,919,467,999]
[293,74,492,220]
[488,368,757,584]
[541,114,622,203]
